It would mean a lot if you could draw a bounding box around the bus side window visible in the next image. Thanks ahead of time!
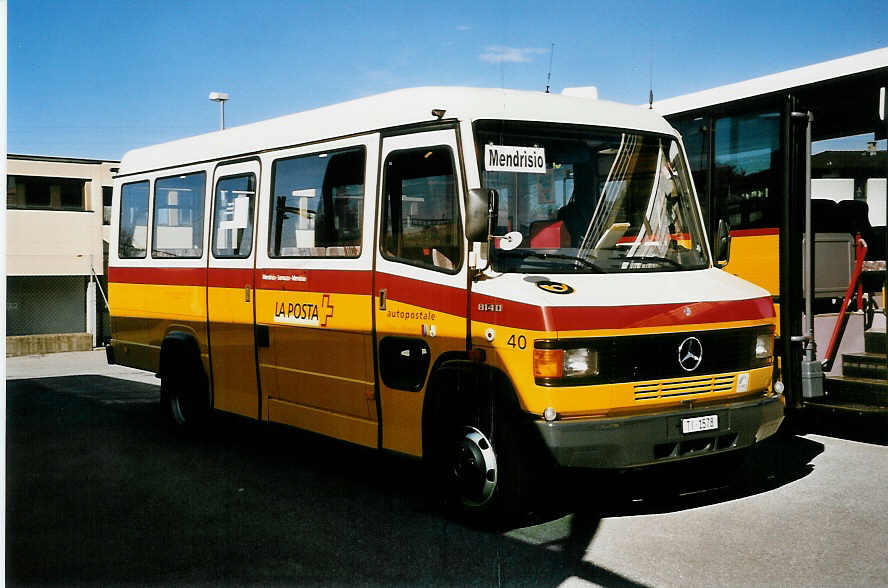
[381,146,462,272]
[212,174,256,258]
[269,147,366,258]
[119,180,149,259]
[153,172,206,258]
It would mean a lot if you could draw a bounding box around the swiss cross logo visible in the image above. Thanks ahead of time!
[320,294,334,327]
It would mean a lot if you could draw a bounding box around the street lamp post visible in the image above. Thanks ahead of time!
[209,92,229,130]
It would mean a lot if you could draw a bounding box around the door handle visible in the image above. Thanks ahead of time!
[245,285,251,302]
[379,289,387,311]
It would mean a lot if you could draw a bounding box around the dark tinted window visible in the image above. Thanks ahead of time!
[119,181,149,258]
[269,147,365,257]
[153,172,206,258]
[713,112,781,230]
[381,146,461,272]
[212,174,256,258]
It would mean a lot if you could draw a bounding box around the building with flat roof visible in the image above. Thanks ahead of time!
[6,154,118,355]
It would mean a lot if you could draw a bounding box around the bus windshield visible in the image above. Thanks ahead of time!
[476,121,710,274]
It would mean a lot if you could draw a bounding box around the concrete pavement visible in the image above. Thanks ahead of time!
[5,350,887,586]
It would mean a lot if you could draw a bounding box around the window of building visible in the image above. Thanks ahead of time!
[212,174,256,258]
[381,146,461,272]
[269,147,366,257]
[153,172,206,258]
[119,181,149,258]
[102,186,113,225]
[5,176,86,210]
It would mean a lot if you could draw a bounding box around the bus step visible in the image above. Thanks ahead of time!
[840,352,888,379]
[823,375,888,408]
[864,329,886,354]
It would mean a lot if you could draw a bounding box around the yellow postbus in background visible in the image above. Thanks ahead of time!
[108,87,782,519]
[657,49,887,417]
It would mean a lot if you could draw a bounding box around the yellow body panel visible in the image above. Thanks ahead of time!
[266,398,377,448]
[724,233,780,295]
[207,286,259,418]
[109,282,209,373]
[471,317,776,417]
[255,289,377,440]
[375,294,468,457]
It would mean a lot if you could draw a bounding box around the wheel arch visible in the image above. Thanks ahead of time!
[421,359,523,455]
[159,330,204,379]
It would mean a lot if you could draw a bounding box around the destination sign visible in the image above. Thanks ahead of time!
[484,145,546,174]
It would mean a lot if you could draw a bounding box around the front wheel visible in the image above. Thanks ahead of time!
[451,426,499,509]
[430,393,542,526]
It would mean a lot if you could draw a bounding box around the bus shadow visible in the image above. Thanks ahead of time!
[516,432,823,524]
[801,409,888,446]
[6,375,819,587]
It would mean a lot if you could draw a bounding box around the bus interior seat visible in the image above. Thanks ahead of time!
[811,198,838,233]
[528,220,569,248]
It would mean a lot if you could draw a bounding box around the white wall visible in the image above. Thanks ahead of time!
[811,178,854,202]
[866,178,886,226]
[6,157,116,277]
[6,209,103,276]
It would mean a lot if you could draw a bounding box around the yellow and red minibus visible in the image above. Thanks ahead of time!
[108,87,782,518]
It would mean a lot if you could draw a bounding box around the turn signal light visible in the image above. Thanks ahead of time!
[533,349,563,379]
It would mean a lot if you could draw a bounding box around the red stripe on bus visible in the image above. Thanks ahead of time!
[471,295,774,332]
[543,296,775,331]
[207,268,254,288]
[256,268,373,294]
[110,265,374,294]
[730,227,779,237]
[108,266,207,287]
[473,293,549,331]
[376,273,467,317]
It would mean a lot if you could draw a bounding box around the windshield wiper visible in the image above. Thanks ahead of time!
[499,250,605,273]
[619,255,683,268]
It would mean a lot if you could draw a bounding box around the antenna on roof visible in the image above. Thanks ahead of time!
[545,43,555,93]
[648,57,654,109]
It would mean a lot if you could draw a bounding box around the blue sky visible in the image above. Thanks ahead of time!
[7,0,887,160]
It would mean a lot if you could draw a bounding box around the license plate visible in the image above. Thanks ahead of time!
[682,414,719,434]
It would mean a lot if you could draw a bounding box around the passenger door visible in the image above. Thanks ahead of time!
[374,129,469,456]
[207,160,261,418]
[254,140,379,448]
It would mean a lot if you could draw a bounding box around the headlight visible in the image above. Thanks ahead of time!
[533,347,599,380]
[563,348,599,378]
[755,327,775,361]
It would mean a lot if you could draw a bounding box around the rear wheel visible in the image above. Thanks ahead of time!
[160,360,208,434]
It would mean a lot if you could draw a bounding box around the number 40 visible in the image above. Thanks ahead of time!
[507,334,527,349]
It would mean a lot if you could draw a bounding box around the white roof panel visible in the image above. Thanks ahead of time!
[119,87,677,175]
[652,47,888,116]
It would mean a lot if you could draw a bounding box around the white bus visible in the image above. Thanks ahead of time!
[108,87,783,520]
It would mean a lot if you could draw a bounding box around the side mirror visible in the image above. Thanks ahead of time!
[466,188,498,243]
[715,219,732,268]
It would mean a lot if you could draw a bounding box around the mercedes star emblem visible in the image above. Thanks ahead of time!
[677,336,703,372]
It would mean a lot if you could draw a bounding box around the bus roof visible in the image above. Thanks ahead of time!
[651,47,888,116]
[119,86,677,175]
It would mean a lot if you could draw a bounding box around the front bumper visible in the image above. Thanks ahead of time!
[534,395,784,468]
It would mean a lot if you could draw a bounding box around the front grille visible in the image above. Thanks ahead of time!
[535,326,771,386]
[634,374,735,400]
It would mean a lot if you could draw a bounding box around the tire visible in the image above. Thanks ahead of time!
[426,375,542,526]
[160,360,209,435]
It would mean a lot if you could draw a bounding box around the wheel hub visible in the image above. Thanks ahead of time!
[452,426,497,507]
